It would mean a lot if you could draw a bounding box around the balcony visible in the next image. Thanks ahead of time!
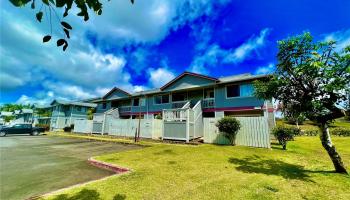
[202,98,215,108]
[171,101,188,109]
[119,106,131,113]
[163,108,188,121]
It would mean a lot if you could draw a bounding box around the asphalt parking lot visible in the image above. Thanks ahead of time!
[0,135,142,200]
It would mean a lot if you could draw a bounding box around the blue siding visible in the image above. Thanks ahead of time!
[163,75,216,91]
[214,84,264,108]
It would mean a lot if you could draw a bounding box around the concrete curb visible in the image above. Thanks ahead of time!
[88,158,130,174]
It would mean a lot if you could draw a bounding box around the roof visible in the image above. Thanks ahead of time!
[50,100,97,108]
[20,109,33,114]
[160,71,219,90]
[103,87,131,99]
[218,73,269,83]
[0,111,13,117]
[98,72,270,99]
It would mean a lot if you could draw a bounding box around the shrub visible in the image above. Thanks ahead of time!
[272,126,300,150]
[301,130,319,136]
[35,124,50,131]
[155,114,162,120]
[63,124,74,132]
[216,117,241,145]
[330,128,350,137]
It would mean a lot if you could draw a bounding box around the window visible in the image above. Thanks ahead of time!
[102,103,107,109]
[204,88,214,98]
[240,84,254,97]
[226,85,240,98]
[111,101,118,108]
[172,92,187,102]
[133,98,139,106]
[154,94,169,104]
[133,98,145,106]
[76,106,82,111]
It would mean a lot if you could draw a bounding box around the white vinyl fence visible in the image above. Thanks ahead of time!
[108,119,162,139]
[203,117,270,148]
[74,119,93,133]
[74,118,163,139]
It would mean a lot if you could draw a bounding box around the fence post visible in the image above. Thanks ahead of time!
[186,109,190,142]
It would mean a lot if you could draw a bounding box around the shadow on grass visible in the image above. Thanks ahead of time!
[52,189,101,200]
[228,155,332,182]
[153,149,176,155]
[52,189,126,200]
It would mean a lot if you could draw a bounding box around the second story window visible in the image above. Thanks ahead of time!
[226,85,240,98]
[102,103,107,109]
[133,98,145,106]
[204,88,214,99]
[154,94,169,104]
[172,92,187,102]
[226,84,254,98]
[111,101,118,108]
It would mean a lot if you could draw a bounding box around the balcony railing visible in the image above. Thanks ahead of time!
[163,108,188,121]
[119,106,131,113]
[202,98,215,108]
[172,101,188,109]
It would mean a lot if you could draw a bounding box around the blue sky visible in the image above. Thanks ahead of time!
[1,0,350,105]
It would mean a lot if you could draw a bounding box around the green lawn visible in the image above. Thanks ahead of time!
[45,136,350,200]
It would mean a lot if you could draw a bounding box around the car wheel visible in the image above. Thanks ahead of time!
[0,131,6,137]
[32,131,39,136]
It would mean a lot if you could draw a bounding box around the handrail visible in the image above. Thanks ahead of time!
[181,101,190,109]
[192,100,201,110]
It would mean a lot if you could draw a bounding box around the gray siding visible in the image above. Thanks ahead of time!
[163,75,215,91]
[163,121,187,139]
[105,90,129,100]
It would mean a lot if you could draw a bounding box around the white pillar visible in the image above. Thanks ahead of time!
[215,111,224,119]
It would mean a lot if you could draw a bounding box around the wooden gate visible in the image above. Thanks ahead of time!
[203,117,270,148]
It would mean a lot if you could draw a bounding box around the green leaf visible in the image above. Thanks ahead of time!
[42,0,49,5]
[57,39,65,46]
[9,0,31,7]
[43,35,51,43]
[61,21,72,30]
[31,0,35,9]
[63,29,70,39]
[56,0,65,7]
[63,43,68,51]
[36,11,43,22]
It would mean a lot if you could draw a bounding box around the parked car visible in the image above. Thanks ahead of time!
[0,124,45,137]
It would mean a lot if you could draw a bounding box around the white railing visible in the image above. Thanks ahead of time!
[163,108,188,121]
[172,101,188,109]
[93,113,104,122]
[192,100,203,138]
[202,98,215,108]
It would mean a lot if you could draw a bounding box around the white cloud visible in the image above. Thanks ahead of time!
[88,0,230,45]
[255,63,275,75]
[223,28,270,63]
[189,28,271,74]
[323,29,350,51]
[1,0,231,104]
[148,68,175,88]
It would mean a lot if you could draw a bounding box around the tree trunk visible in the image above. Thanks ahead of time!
[319,123,348,174]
